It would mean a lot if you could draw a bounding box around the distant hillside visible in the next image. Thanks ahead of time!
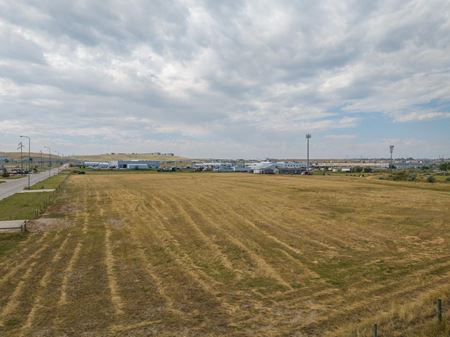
[1,152,61,161]
[73,153,187,161]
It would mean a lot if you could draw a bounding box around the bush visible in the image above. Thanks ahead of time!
[446,177,450,182]
[1,168,10,178]
[391,171,408,181]
[407,173,417,181]
[426,175,436,183]
[439,162,450,171]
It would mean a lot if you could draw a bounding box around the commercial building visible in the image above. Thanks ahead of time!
[84,160,160,170]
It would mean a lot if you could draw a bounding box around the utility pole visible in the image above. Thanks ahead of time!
[17,141,24,174]
[44,146,51,177]
[389,145,394,169]
[20,135,31,189]
[306,133,311,171]
[40,150,43,171]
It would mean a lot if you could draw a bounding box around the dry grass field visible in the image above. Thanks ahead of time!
[0,173,449,336]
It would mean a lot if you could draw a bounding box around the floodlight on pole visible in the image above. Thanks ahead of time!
[306,133,311,171]
[20,135,31,189]
[44,146,51,177]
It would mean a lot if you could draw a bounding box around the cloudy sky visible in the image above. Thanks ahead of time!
[1,0,449,159]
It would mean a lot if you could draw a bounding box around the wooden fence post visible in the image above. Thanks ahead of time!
[373,324,378,337]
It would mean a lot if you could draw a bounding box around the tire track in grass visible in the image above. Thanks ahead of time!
[0,232,63,330]
[146,191,294,330]
[58,180,88,307]
[95,189,125,317]
[0,232,58,310]
[207,179,383,253]
[150,193,291,289]
[201,185,352,253]
[0,232,52,288]
[114,190,236,333]
[57,241,82,307]
[103,188,189,334]
[0,234,34,269]
[137,196,226,292]
[149,193,260,280]
[157,194,234,271]
[191,186,330,258]
[163,191,295,290]
[109,191,180,313]
[297,273,450,337]
[188,191,318,277]
[276,257,450,335]
[104,226,124,316]
[18,234,71,336]
[53,208,114,335]
[119,189,222,295]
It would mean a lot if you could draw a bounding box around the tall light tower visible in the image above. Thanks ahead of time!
[306,133,311,171]
[20,135,31,189]
[389,145,394,169]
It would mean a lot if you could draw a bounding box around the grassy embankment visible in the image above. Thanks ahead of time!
[0,172,70,257]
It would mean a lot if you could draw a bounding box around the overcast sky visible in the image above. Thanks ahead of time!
[1,1,449,159]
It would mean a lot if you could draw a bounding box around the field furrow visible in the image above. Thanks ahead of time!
[1,173,449,336]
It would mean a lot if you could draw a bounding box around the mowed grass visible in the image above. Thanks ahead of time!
[0,173,68,221]
[30,172,69,190]
[0,173,449,336]
[0,193,52,221]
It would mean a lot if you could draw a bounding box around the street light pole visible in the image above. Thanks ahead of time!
[44,146,51,177]
[20,135,31,189]
[306,133,311,171]
[17,141,24,174]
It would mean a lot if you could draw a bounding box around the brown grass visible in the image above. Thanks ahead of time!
[0,173,449,336]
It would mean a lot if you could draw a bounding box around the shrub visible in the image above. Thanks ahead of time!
[439,162,450,171]
[426,175,436,183]
[1,169,10,178]
[407,173,417,181]
[446,177,450,182]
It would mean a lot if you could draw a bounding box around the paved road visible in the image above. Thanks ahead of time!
[0,168,62,201]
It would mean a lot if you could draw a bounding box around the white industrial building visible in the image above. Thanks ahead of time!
[84,160,160,170]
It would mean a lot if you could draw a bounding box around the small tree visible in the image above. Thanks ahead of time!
[439,162,449,171]
[426,175,436,183]
[1,167,9,177]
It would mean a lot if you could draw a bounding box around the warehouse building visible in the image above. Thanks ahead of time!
[83,160,160,170]
[111,160,160,169]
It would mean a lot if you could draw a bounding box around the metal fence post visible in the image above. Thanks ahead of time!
[437,298,443,322]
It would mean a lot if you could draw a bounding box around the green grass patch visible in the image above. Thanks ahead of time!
[30,172,69,189]
[0,192,55,220]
